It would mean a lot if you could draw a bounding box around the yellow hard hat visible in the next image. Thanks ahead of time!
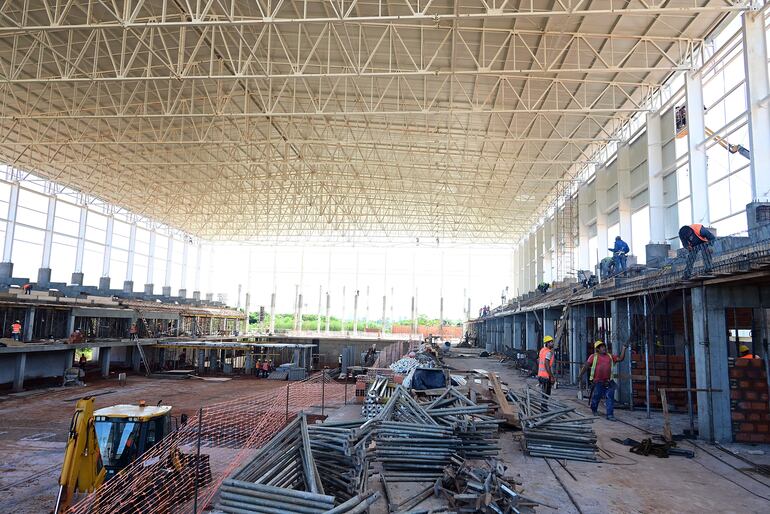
[543,335,554,344]
[739,345,750,354]
[594,340,606,350]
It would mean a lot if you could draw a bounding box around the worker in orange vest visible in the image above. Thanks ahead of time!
[537,336,556,397]
[22,283,32,295]
[11,320,22,341]
[261,359,271,378]
[679,224,716,279]
[738,345,759,359]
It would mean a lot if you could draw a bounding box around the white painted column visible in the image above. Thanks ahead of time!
[325,291,331,334]
[145,229,156,292]
[126,222,137,283]
[743,10,770,201]
[616,143,633,241]
[73,205,88,273]
[269,292,276,333]
[535,227,545,285]
[341,286,347,334]
[647,113,667,242]
[207,245,215,297]
[101,215,114,278]
[37,195,56,284]
[595,167,609,263]
[164,235,173,289]
[542,221,553,283]
[179,237,189,295]
[353,289,359,335]
[316,285,322,333]
[193,242,202,298]
[2,182,19,265]
[577,184,591,270]
[686,71,710,225]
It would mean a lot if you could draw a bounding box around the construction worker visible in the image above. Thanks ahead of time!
[679,224,716,279]
[608,235,630,273]
[79,353,87,370]
[537,336,556,397]
[129,322,138,341]
[261,359,270,378]
[69,329,84,344]
[578,340,630,421]
[11,320,22,341]
[739,345,759,359]
[22,283,32,295]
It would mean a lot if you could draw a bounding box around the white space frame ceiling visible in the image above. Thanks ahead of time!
[0,1,741,244]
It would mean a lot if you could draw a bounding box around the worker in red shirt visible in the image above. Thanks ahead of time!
[578,340,630,421]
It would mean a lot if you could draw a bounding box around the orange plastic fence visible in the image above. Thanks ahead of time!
[67,373,352,514]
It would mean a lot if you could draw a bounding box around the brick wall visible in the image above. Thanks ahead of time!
[729,358,770,443]
[631,354,697,411]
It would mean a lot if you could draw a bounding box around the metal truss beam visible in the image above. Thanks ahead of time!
[0,1,747,32]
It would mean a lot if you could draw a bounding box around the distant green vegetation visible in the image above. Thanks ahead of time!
[248,312,462,332]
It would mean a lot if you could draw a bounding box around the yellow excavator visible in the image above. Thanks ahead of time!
[54,397,173,514]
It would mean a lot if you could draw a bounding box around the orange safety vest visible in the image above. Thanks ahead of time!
[739,354,758,359]
[690,224,709,243]
[537,347,555,379]
[11,323,21,334]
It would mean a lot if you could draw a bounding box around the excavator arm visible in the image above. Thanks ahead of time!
[54,397,106,514]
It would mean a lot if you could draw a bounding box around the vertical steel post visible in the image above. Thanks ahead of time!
[193,407,203,514]
[285,384,290,423]
[682,289,694,433]
[627,297,633,411]
[321,367,326,416]
[644,295,650,419]
[344,377,348,405]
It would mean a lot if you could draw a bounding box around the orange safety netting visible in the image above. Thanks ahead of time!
[67,373,353,514]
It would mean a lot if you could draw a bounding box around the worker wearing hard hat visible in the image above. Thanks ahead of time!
[738,345,759,359]
[577,340,630,421]
[537,336,556,397]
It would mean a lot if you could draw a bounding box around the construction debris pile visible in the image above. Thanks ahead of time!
[436,460,543,513]
[389,356,420,374]
[219,413,379,514]
[508,387,598,462]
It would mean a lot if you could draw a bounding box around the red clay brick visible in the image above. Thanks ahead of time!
[735,433,752,443]
[740,423,755,432]
[747,413,761,422]
[752,402,768,410]
[735,359,750,367]
[732,412,745,421]
[730,390,742,400]
[756,424,770,433]
[745,391,758,401]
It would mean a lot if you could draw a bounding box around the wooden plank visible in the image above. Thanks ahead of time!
[487,372,519,427]
[660,389,672,443]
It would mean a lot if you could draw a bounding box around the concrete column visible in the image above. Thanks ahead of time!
[1,182,20,278]
[577,183,591,271]
[38,195,56,285]
[100,346,112,378]
[595,167,609,271]
[381,295,387,336]
[743,10,770,201]
[67,312,76,335]
[616,143,633,242]
[23,307,34,341]
[686,71,710,225]
[65,348,76,370]
[535,226,545,285]
[196,349,206,374]
[124,222,137,292]
[612,299,632,405]
[131,346,141,372]
[101,214,114,281]
[439,296,444,337]
[543,309,558,342]
[691,286,731,442]
[525,312,538,351]
[71,205,88,285]
[209,349,219,372]
[503,317,512,352]
[512,314,523,350]
[13,353,26,392]
[144,229,156,295]
[180,237,189,294]
[528,234,537,292]
[269,292,276,333]
[193,243,202,293]
[410,295,416,336]
[164,235,173,292]
[569,306,579,383]
[325,292,331,334]
[297,293,304,332]
[316,285,322,333]
[646,113,666,243]
[243,292,251,334]
[353,290,359,335]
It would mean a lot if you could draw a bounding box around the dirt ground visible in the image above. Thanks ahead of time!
[3,351,770,514]
[0,373,286,514]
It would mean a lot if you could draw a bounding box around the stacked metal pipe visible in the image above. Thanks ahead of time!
[220,414,381,513]
[307,420,373,501]
[424,387,501,459]
[508,387,598,462]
